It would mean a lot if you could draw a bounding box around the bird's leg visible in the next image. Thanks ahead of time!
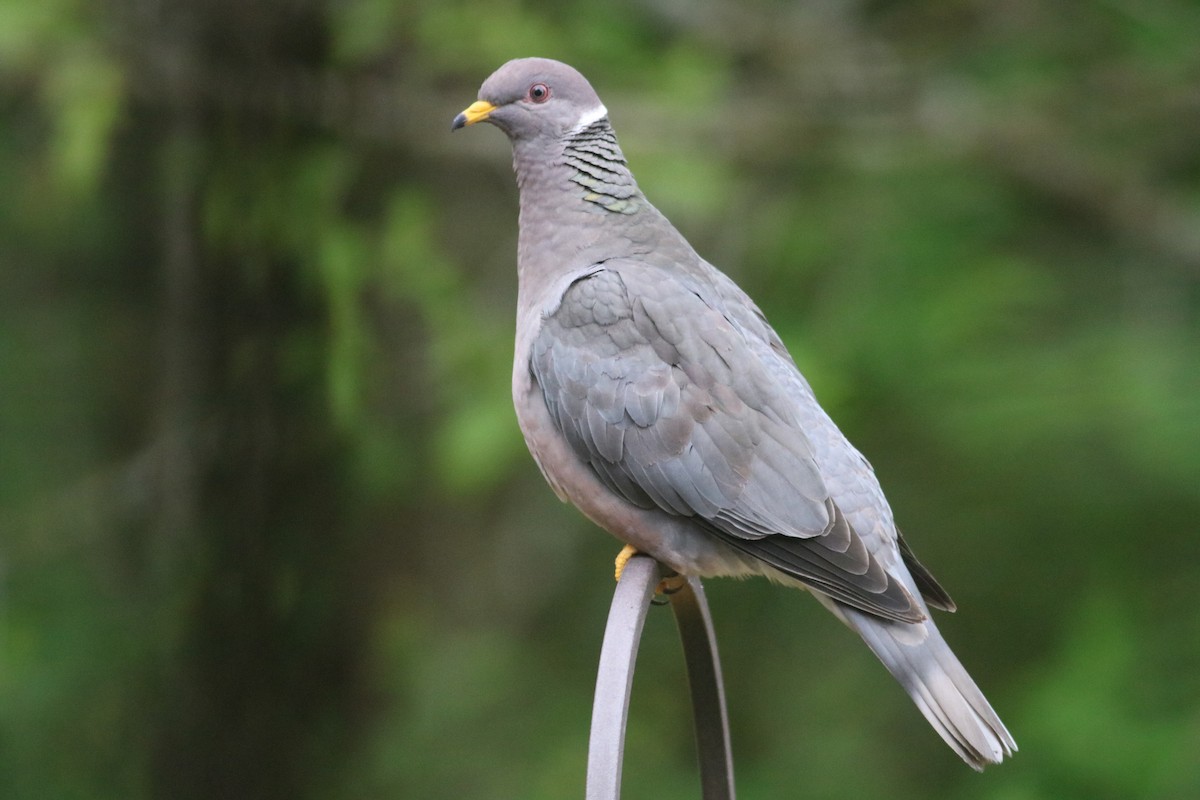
[613,543,639,582]
[615,544,687,599]
[649,572,687,605]
[657,572,686,595]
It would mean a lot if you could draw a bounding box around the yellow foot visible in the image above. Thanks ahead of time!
[614,543,639,582]
[657,573,686,596]
[614,545,687,596]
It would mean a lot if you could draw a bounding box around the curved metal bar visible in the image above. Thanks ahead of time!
[585,555,737,799]
[668,575,737,800]
[586,555,658,800]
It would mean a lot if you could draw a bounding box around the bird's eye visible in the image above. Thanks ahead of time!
[528,83,551,103]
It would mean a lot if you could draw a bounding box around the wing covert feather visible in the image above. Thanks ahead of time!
[531,265,922,622]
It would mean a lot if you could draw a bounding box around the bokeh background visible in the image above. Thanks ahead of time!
[3,1,1199,798]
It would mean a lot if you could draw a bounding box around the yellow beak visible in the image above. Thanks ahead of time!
[451,100,498,130]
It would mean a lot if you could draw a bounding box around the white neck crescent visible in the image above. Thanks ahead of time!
[568,104,609,134]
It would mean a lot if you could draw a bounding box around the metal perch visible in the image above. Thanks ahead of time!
[585,554,736,799]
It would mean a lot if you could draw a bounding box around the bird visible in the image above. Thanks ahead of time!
[452,57,1016,769]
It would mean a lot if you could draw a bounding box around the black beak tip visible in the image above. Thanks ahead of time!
[451,113,468,131]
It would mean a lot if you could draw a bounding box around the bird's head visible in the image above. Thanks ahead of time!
[452,57,609,143]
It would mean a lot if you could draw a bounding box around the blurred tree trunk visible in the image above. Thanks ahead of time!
[137,2,367,797]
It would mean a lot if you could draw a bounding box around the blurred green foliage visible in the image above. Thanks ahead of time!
[1,1,1198,798]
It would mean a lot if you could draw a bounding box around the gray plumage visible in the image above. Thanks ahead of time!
[453,57,1016,769]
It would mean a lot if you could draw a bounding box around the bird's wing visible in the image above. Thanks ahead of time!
[531,265,923,622]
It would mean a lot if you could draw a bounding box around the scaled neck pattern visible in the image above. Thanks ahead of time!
[511,115,669,312]
[560,118,642,215]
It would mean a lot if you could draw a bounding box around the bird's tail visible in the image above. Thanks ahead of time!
[830,601,1017,769]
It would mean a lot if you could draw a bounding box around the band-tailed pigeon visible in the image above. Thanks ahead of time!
[453,57,1015,769]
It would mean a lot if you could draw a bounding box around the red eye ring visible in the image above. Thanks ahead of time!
[528,83,551,103]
